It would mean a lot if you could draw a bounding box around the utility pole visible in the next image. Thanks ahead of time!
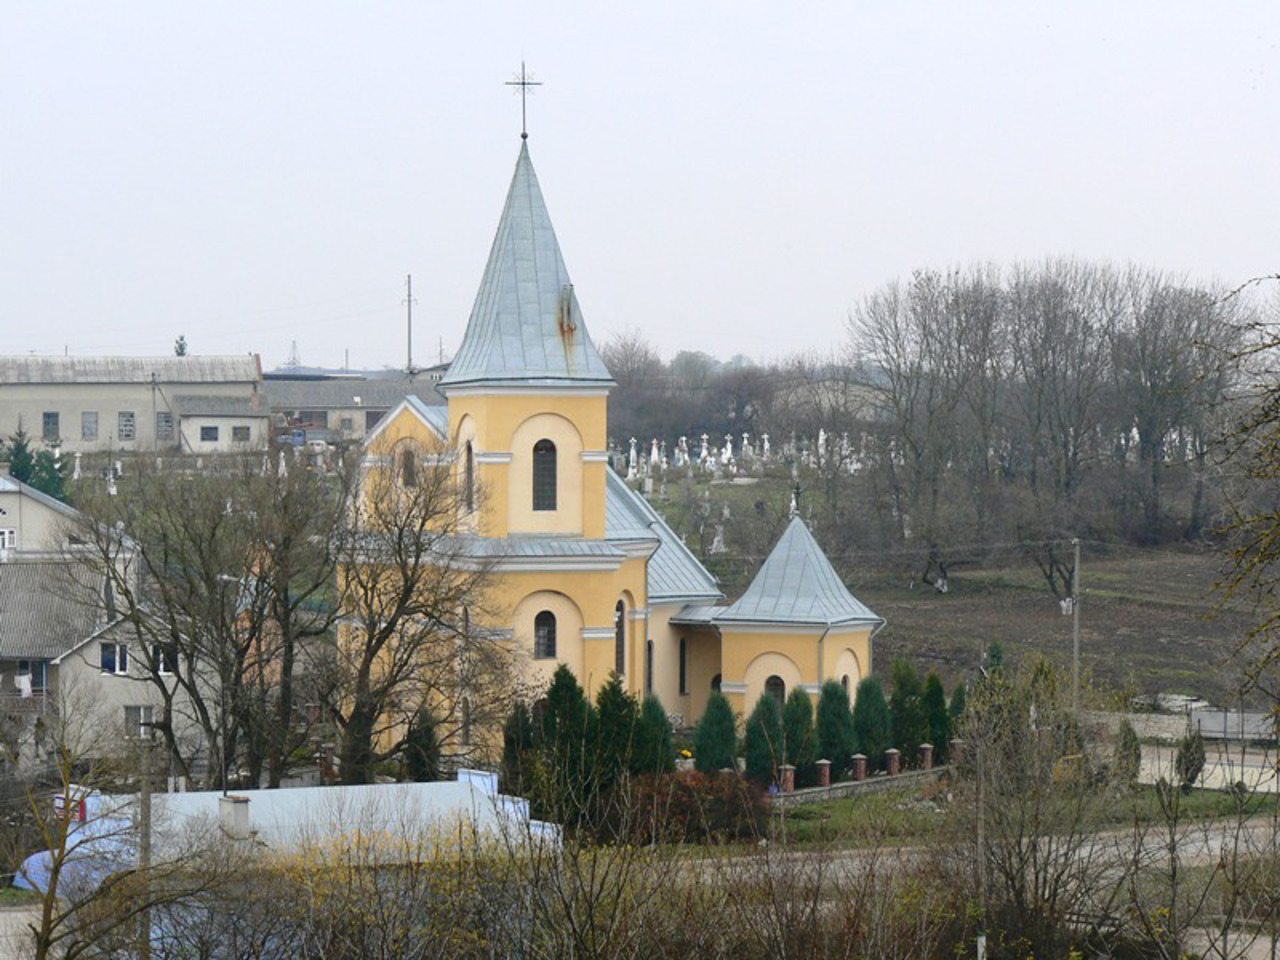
[138,739,153,960]
[1072,537,1081,715]
[404,274,416,376]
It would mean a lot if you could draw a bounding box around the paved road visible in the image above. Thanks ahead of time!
[1141,742,1277,793]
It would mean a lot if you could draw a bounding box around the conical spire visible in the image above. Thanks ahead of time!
[440,142,614,391]
[714,516,883,627]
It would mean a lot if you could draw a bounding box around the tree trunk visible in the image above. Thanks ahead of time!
[339,699,378,785]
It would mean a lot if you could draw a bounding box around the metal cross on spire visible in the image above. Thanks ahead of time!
[505,61,542,140]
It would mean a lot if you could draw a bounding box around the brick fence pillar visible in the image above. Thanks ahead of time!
[950,738,965,766]
[851,754,867,781]
[885,748,901,776]
[815,759,831,788]
[780,764,795,794]
[918,743,934,770]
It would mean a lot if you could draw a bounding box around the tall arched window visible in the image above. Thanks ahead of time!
[401,448,417,487]
[614,601,626,675]
[645,640,654,694]
[534,610,557,659]
[464,441,475,512]
[532,439,557,511]
[841,674,850,695]
[765,675,786,705]
[711,674,722,693]
[678,638,688,694]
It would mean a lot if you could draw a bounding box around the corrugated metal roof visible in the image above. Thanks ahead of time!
[171,395,270,418]
[264,379,444,411]
[712,516,883,627]
[439,143,614,390]
[0,562,108,659]
[0,356,260,385]
[605,470,722,602]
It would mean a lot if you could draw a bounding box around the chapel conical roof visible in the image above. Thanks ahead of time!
[439,142,614,391]
[714,516,884,627]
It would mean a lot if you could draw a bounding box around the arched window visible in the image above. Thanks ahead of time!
[765,675,786,705]
[645,640,654,694]
[460,697,472,747]
[614,601,626,675]
[464,441,475,512]
[711,674,722,693]
[841,674,850,695]
[534,610,556,659]
[401,448,417,487]
[678,638,688,694]
[532,439,556,511]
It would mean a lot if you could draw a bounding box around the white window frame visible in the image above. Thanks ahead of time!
[42,411,59,442]
[124,705,155,740]
[0,529,15,550]
[155,411,175,442]
[231,425,251,443]
[118,411,136,442]
[100,642,129,676]
[81,411,98,441]
[152,644,174,676]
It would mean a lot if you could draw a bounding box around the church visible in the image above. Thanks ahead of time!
[360,138,883,731]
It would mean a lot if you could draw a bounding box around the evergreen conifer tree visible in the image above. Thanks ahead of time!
[501,701,537,796]
[593,673,639,796]
[633,694,674,775]
[1114,717,1141,786]
[921,671,951,762]
[693,692,737,773]
[816,679,858,779]
[782,687,817,786]
[8,427,35,484]
[852,677,892,769]
[949,682,968,722]
[32,446,68,502]
[889,659,927,763]
[403,706,441,782]
[539,665,595,821]
[743,694,784,786]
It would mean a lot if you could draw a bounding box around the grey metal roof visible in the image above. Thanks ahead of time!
[452,535,626,560]
[0,562,109,659]
[439,143,614,390]
[0,356,260,385]
[171,395,270,418]
[264,378,445,411]
[605,470,722,602]
[668,603,724,625]
[405,396,449,438]
[712,517,883,627]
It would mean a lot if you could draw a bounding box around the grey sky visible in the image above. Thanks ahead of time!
[4,3,1276,371]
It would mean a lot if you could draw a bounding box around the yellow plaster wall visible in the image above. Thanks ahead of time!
[509,412,583,535]
[720,626,874,715]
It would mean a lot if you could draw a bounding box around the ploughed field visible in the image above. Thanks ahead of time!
[856,549,1256,708]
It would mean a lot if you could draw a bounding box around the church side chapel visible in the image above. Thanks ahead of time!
[356,135,883,746]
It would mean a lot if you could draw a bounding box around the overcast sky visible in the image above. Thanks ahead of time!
[3,3,1276,371]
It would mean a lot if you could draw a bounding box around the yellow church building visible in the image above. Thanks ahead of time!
[360,140,883,731]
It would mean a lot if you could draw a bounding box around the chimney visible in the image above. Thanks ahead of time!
[218,795,251,840]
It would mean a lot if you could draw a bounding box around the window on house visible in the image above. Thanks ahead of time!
[17,660,47,692]
[118,411,136,441]
[365,410,385,431]
[679,638,688,694]
[153,644,175,675]
[842,675,850,695]
[0,529,15,550]
[42,412,59,441]
[155,411,174,441]
[401,448,417,487]
[81,411,98,441]
[532,439,556,511]
[614,601,626,675]
[124,705,155,740]
[464,442,475,512]
[200,426,219,443]
[645,640,654,694]
[298,410,327,428]
[765,675,786,705]
[534,610,556,659]
[100,642,129,675]
[711,674,722,693]
[231,425,251,443]
[340,417,354,433]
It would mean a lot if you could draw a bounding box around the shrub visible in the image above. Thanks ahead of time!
[693,693,737,773]
[1113,717,1141,785]
[889,660,927,763]
[853,676,893,769]
[622,772,767,843]
[1175,727,1205,791]
[782,688,817,786]
[816,680,858,779]
[949,682,967,721]
[744,694,784,786]
[500,701,536,796]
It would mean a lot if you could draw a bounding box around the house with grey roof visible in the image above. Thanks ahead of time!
[263,375,445,443]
